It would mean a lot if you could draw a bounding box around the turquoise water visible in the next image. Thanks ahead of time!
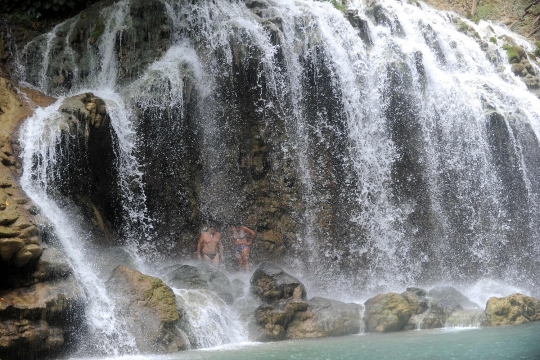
[76,322,540,360]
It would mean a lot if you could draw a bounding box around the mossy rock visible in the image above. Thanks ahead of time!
[505,46,525,64]
[89,17,105,45]
[106,265,187,353]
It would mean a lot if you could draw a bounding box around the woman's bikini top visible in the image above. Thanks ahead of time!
[233,228,247,240]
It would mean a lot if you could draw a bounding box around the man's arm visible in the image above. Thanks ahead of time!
[218,236,224,257]
[244,226,256,246]
[197,234,204,259]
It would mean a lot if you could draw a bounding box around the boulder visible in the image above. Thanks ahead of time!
[484,293,540,326]
[401,287,428,315]
[403,286,477,329]
[363,293,412,332]
[0,275,85,359]
[106,265,187,354]
[429,286,479,309]
[250,262,307,304]
[253,297,362,341]
[401,287,429,330]
[287,297,362,339]
[163,263,234,304]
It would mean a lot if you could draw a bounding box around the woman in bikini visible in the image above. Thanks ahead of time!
[231,224,256,271]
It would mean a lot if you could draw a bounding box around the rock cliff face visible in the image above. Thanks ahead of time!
[5,0,540,305]
[0,76,85,359]
[423,0,540,41]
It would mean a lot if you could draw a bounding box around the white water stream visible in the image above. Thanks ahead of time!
[14,0,540,355]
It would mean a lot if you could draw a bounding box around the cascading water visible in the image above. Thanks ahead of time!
[19,101,138,356]
[12,0,540,355]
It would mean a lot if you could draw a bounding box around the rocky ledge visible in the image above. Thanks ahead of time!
[0,76,86,359]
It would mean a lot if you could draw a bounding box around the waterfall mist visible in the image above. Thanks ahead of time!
[12,0,540,354]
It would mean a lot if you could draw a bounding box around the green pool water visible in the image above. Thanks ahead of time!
[80,322,540,360]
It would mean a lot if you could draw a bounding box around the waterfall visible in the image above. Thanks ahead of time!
[174,289,247,348]
[19,102,138,356]
[12,0,540,353]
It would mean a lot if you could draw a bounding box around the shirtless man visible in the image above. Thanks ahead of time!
[197,227,223,267]
[231,224,256,271]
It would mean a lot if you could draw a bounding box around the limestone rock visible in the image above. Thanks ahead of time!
[401,287,428,315]
[428,286,479,309]
[0,275,85,359]
[410,286,478,329]
[31,247,73,282]
[106,265,187,354]
[250,262,307,304]
[363,292,412,332]
[286,297,362,339]
[484,293,540,326]
[163,262,235,304]
[253,297,361,341]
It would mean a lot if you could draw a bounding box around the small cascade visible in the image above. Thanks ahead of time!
[174,289,247,349]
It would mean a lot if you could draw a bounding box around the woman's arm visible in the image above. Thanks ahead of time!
[243,226,256,246]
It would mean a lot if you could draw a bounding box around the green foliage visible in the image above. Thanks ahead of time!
[89,17,104,45]
[505,46,521,63]
[332,0,346,11]
[535,42,540,58]
[489,37,497,44]
[454,19,470,34]
[322,0,346,11]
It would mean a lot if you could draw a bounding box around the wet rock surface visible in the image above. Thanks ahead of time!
[0,76,84,358]
[250,263,361,341]
[0,275,85,359]
[52,92,121,244]
[250,262,307,304]
[365,286,480,331]
[484,293,540,326]
[106,265,188,354]
[163,262,235,304]
[364,293,412,332]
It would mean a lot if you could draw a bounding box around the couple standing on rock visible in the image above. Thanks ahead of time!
[196,224,256,270]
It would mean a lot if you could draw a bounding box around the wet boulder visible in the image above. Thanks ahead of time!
[401,287,428,314]
[163,262,235,304]
[286,297,362,339]
[250,262,307,304]
[253,297,362,341]
[429,286,479,309]
[363,293,412,332]
[106,265,188,354]
[413,286,478,329]
[401,287,429,330]
[484,293,540,326]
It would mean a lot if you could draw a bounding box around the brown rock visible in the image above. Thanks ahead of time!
[0,276,85,359]
[250,262,307,304]
[363,293,412,332]
[484,293,540,326]
[0,238,24,262]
